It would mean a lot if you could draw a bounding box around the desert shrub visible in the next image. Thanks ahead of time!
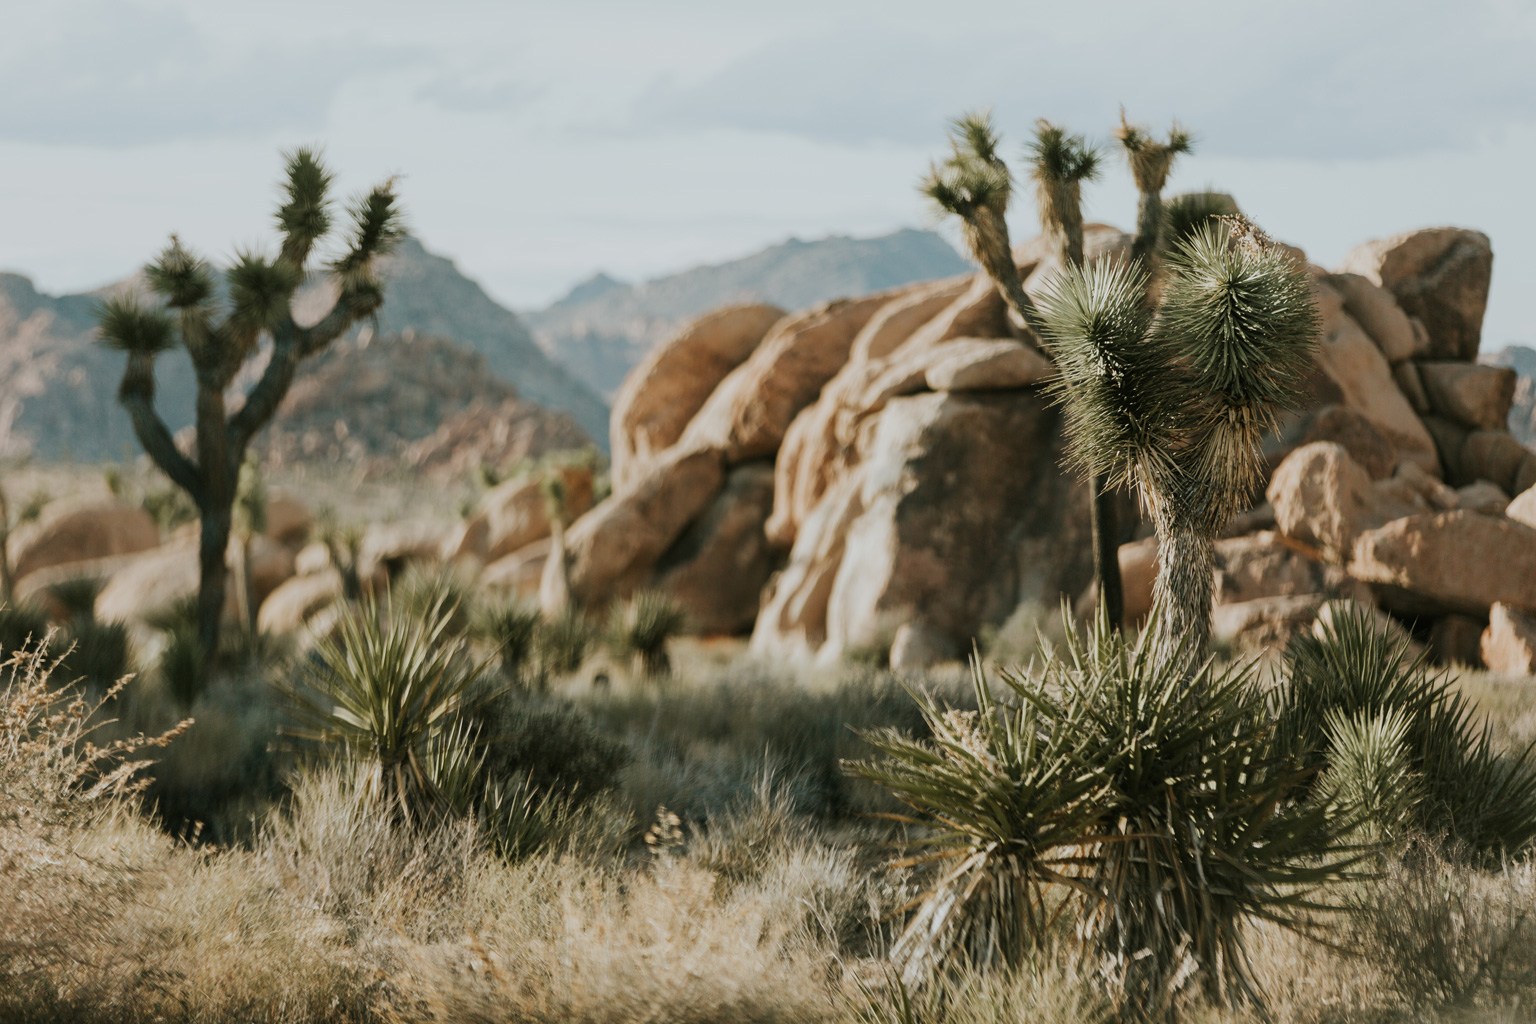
[393,562,479,638]
[535,607,595,679]
[1343,843,1536,1011]
[852,962,1109,1024]
[0,602,50,657]
[607,590,686,677]
[47,575,104,623]
[0,643,187,989]
[1281,607,1536,859]
[473,599,540,678]
[474,690,629,803]
[58,619,132,693]
[141,484,197,533]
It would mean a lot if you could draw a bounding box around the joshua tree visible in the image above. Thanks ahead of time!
[1038,216,1319,659]
[96,150,401,666]
[537,472,571,617]
[1115,110,1193,267]
[923,114,1131,628]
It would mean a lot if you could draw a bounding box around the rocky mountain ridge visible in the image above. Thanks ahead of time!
[0,236,608,461]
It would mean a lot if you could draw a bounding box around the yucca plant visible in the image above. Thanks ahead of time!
[1280,607,1536,860]
[275,594,493,825]
[473,600,541,679]
[96,149,401,669]
[609,590,687,677]
[58,619,132,694]
[849,657,1112,988]
[1039,610,1361,1017]
[534,607,594,681]
[0,602,50,657]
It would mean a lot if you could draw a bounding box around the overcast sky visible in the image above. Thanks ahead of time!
[1,0,1532,346]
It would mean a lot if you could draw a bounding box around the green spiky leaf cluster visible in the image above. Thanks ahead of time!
[1027,120,1101,188]
[276,594,494,825]
[1280,607,1536,860]
[1162,191,1240,251]
[921,110,1012,220]
[851,608,1365,1017]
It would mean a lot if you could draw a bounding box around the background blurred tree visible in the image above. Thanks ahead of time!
[97,150,401,666]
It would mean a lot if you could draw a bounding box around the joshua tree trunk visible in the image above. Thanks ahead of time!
[1151,517,1215,663]
[539,516,570,617]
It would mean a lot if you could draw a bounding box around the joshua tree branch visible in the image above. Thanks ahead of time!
[118,354,202,500]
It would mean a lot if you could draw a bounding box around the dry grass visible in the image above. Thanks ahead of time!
[3,626,1536,1024]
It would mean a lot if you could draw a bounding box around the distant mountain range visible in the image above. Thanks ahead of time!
[0,236,608,462]
[524,228,973,398]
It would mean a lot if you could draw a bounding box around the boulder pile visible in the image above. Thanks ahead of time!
[561,221,1536,673]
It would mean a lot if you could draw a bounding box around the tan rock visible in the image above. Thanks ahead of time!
[752,475,867,660]
[1120,537,1159,624]
[1456,480,1510,516]
[1268,443,1452,558]
[481,464,593,561]
[257,569,342,635]
[245,534,296,608]
[815,391,1091,663]
[440,513,490,564]
[1349,510,1536,617]
[357,521,444,583]
[1517,455,1536,498]
[1459,430,1529,494]
[1507,484,1536,530]
[1212,594,1327,653]
[95,535,238,629]
[653,462,777,635]
[1325,272,1424,363]
[1301,405,1397,480]
[680,292,895,462]
[481,538,552,600]
[263,494,312,548]
[1267,443,1379,556]
[1418,362,1517,432]
[1392,362,1431,414]
[1216,531,1328,605]
[566,446,725,605]
[1310,282,1439,474]
[609,303,784,492]
[848,276,973,363]
[902,272,1015,350]
[1337,228,1493,361]
[294,542,331,576]
[12,502,160,580]
[923,339,1055,391]
[1481,603,1536,676]
[1420,415,1470,482]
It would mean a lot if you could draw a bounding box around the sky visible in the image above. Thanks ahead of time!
[1,0,1533,346]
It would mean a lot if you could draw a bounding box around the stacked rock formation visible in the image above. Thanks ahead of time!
[564,221,1536,673]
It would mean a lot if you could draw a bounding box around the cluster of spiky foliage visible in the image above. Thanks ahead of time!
[275,594,493,825]
[920,112,1035,330]
[608,590,687,677]
[1279,608,1536,859]
[96,148,402,668]
[1161,192,1240,253]
[852,609,1364,1019]
[1028,120,1101,267]
[1115,113,1193,263]
[1036,218,1318,655]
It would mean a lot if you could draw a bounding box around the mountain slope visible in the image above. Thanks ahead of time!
[525,228,972,397]
[0,237,609,460]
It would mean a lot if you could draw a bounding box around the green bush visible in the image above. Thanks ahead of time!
[535,608,595,679]
[474,691,630,803]
[607,591,686,677]
[47,576,104,624]
[472,600,540,679]
[58,619,132,692]
[1281,607,1536,860]
[0,602,50,657]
